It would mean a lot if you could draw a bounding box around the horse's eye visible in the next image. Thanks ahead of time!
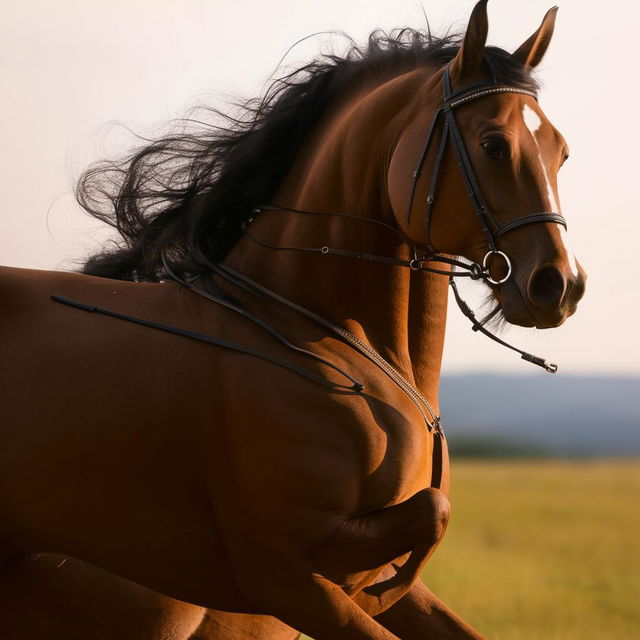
[480,138,510,160]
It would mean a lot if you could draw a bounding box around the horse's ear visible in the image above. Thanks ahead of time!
[513,6,559,69]
[449,0,489,84]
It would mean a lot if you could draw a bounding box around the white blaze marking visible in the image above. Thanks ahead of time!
[522,102,543,133]
[522,104,559,212]
[522,104,578,277]
[560,227,579,278]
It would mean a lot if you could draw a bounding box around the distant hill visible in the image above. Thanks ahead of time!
[439,374,640,457]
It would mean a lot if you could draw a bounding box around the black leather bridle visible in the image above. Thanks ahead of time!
[238,61,566,372]
[243,62,567,290]
[406,61,566,285]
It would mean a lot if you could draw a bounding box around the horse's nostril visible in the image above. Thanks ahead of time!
[528,265,566,310]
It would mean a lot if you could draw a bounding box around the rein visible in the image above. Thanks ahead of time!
[51,252,441,432]
[243,204,486,280]
[50,293,362,393]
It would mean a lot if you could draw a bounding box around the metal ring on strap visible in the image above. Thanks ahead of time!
[482,250,512,285]
[469,262,484,280]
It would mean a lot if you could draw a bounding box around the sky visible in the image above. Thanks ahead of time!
[1,0,638,376]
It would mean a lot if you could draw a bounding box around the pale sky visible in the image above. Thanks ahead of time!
[1,0,638,375]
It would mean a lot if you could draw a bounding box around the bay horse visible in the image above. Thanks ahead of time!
[0,1,585,638]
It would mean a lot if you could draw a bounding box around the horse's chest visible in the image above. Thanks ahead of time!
[356,399,436,507]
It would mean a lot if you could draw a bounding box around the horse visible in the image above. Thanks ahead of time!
[0,1,586,638]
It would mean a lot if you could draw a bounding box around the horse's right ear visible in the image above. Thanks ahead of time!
[449,0,489,85]
[513,6,559,69]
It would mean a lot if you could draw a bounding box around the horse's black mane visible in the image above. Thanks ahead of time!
[78,28,538,281]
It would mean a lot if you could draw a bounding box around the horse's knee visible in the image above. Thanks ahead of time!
[417,488,450,545]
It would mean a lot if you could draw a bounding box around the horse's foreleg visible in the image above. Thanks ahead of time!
[314,488,449,581]
[308,487,449,618]
[226,488,447,639]
[374,578,486,639]
[234,561,400,640]
[190,610,300,640]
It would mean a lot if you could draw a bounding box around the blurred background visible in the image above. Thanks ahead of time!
[1,0,638,637]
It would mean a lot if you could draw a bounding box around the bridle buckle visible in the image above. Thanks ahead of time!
[469,262,484,280]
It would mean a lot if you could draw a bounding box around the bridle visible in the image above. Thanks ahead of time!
[406,61,566,285]
[243,62,566,288]
[239,61,566,372]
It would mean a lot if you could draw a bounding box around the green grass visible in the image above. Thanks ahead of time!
[424,459,640,639]
[303,459,640,639]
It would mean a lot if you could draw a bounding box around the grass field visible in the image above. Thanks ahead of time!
[303,459,640,639]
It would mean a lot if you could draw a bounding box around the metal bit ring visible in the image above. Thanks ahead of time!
[482,250,512,285]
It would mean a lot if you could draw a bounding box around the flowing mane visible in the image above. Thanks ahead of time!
[77,29,538,281]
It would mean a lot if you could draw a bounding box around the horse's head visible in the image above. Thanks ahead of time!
[390,0,586,329]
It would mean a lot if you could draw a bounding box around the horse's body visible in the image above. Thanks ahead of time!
[0,2,585,638]
[0,255,448,616]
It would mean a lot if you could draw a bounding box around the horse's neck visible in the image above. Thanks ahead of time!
[225,68,448,407]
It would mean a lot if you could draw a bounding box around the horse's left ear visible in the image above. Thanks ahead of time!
[513,6,559,69]
[449,0,489,83]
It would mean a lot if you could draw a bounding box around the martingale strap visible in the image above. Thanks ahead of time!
[206,259,440,431]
